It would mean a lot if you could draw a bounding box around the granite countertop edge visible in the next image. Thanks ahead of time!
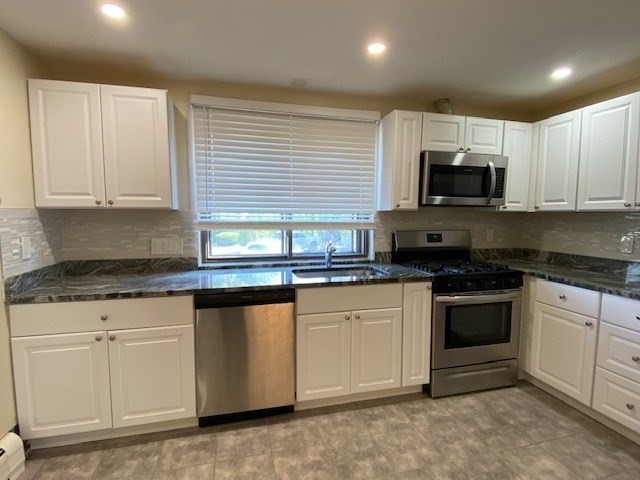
[490,260,640,300]
[7,264,434,305]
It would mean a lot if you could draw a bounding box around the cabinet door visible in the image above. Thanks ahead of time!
[500,121,533,211]
[296,312,351,401]
[421,113,466,152]
[101,86,174,208]
[535,111,581,211]
[108,325,196,428]
[382,111,422,210]
[11,331,112,438]
[578,93,640,211]
[28,80,106,208]
[351,308,402,393]
[464,117,504,155]
[402,283,432,387]
[526,122,541,211]
[531,302,597,404]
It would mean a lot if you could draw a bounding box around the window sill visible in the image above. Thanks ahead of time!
[198,257,373,270]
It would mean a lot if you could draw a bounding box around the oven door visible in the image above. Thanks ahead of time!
[432,290,521,369]
[420,151,507,206]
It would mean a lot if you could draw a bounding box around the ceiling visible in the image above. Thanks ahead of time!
[2,0,640,111]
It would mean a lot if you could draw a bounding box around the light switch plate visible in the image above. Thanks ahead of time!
[620,234,634,254]
[151,237,183,255]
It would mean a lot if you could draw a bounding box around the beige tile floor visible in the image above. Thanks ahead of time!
[21,381,640,480]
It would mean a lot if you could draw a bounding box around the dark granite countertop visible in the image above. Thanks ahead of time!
[489,258,640,300]
[7,263,433,305]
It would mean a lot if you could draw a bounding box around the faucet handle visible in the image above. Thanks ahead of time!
[325,240,337,252]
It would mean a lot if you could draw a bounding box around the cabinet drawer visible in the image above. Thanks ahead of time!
[535,279,600,317]
[10,296,194,337]
[593,367,640,434]
[597,322,640,383]
[296,284,402,315]
[601,294,640,333]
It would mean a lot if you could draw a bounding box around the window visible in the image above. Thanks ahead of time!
[191,97,378,264]
[201,229,368,263]
[190,97,378,224]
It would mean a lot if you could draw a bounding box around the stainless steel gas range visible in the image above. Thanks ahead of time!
[392,230,523,397]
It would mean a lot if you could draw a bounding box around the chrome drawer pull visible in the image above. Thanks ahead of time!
[636,315,640,321]
[585,321,593,327]
[559,294,566,300]
[626,403,635,410]
[632,356,640,362]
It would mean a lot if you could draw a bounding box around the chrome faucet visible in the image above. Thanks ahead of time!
[324,240,337,268]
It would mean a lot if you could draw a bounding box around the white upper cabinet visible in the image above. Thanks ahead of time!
[534,110,582,211]
[28,80,106,208]
[422,113,504,154]
[101,86,175,209]
[464,117,505,155]
[501,121,533,211]
[379,110,422,210]
[577,93,640,211]
[28,79,177,209]
[421,113,466,152]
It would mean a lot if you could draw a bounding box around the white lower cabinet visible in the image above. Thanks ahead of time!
[593,367,640,433]
[11,331,112,438]
[351,308,402,393]
[108,325,196,428]
[531,301,597,404]
[402,283,432,386]
[10,297,195,439]
[296,312,351,401]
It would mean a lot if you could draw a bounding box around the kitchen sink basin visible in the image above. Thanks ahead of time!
[292,266,386,279]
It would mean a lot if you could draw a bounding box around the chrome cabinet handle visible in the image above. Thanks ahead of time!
[465,148,471,152]
[427,284,432,290]
[534,206,540,210]
[109,335,116,341]
[636,315,640,321]
[627,403,635,410]
[632,356,640,362]
[95,336,102,342]
[395,204,400,208]
[344,315,351,321]
[559,294,566,300]
[101,315,108,321]
[355,314,361,319]
[95,200,102,205]
[636,202,640,207]
[458,147,464,152]
[585,321,593,327]
[107,200,114,205]
[625,203,632,207]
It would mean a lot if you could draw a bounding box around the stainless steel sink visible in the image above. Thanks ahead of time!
[292,266,386,279]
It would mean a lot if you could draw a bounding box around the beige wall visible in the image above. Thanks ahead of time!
[0,27,48,435]
[0,28,47,209]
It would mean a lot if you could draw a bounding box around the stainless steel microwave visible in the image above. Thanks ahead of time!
[419,151,508,207]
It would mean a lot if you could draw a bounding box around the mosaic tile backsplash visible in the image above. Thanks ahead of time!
[2,207,640,277]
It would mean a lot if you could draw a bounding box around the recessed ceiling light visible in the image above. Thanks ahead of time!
[367,43,386,55]
[101,4,126,19]
[550,66,572,80]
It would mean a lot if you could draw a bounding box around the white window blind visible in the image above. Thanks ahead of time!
[191,104,378,224]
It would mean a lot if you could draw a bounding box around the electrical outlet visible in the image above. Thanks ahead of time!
[21,237,33,260]
[485,228,494,242]
[621,234,634,254]
[151,237,183,255]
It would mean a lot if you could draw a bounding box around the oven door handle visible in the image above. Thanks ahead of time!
[486,160,496,204]
[435,292,521,304]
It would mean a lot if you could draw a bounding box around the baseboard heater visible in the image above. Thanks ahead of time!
[0,433,25,480]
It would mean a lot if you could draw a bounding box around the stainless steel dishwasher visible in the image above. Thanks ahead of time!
[195,289,295,426]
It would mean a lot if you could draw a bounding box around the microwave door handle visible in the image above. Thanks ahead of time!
[421,157,429,204]
[486,160,497,204]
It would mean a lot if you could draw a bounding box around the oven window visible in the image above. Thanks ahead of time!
[429,165,490,197]
[444,302,512,349]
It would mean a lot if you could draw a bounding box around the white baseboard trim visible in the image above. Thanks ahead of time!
[519,371,640,445]
[28,417,198,450]
[295,385,423,410]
